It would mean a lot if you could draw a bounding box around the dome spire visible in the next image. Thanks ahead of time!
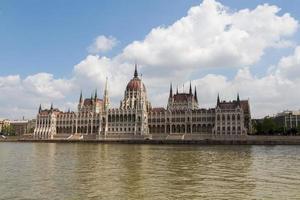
[134,63,138,78]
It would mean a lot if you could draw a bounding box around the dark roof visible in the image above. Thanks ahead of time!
[218,101,238,109]
[83,98,103,106]
[218,100,250,114]
[151,107,166,112]
[240,100,250,115]
[173,93,194,102]
[39,108,61,115]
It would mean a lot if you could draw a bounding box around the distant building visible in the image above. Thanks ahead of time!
[0,119,10,133]
[9,120,29,135]
[34,65,252,139]
[274,110,300,130]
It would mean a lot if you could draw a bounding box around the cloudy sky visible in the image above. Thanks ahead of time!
[0,0,300,119]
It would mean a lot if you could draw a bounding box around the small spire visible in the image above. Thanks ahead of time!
[176,85,178,94]
[50,103,53,110]
[169,82,173,98]
[189,81,192,95]
[79,90,83,103]
[217,93,220,105]
[94,89,97,100]
[134,63,138,78]
[237,93,240,104]
[39,104,42,113]
[194,86,198,102]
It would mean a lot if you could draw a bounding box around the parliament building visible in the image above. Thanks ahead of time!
[34,65,252,140]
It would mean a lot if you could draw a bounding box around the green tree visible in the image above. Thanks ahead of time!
[2,125,15,136]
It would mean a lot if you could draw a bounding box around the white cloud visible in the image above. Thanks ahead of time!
[120,0,298,70]
[87,35,118,54]
[189,45,300,118]
[276,46,300,80]
[0,73,74,119]
[0,0,299,119]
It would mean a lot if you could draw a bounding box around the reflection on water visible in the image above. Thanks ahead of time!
[0,143,300,199]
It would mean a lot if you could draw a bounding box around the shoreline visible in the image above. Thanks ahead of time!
[2,136,300,145]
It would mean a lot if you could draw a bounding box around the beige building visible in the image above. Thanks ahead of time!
[9,120,29,136]
[34,65,252,139]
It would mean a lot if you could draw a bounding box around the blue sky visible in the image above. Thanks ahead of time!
[1,0,300,119]
[1,0,299,77]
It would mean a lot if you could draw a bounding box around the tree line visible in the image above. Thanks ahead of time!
[253,118,300,135]
[0,125,16,136]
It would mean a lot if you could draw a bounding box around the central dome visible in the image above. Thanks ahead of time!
[126,65,146,91]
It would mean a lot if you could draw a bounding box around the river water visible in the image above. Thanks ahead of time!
[0,143,300,200]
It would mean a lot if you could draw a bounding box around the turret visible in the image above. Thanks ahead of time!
[189,81,192,95]
[217,93,220,105]
[237,93,240,105]
[50,103,53,110]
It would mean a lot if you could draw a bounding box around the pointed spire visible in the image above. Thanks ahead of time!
[189,81,192,95]
[50,103,53,110]
[39,104,42,113]
[79,90,83,103]
[176,85,178,94]
[194,86,198,102]
[169,83,173,98]
[237,93,240,104]
[217,93,220,105]
[94,89,97,100]
[134,63,138,78]
[104,77,108,94]
[104,77,110,110]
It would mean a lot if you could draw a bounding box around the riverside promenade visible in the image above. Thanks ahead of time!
[2,134,300,145]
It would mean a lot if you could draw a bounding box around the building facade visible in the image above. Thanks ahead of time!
[0,119,10,133]
[274,110,300,131]
[34,65,252,139]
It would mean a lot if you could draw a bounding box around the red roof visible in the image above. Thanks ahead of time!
[126,77,146,91]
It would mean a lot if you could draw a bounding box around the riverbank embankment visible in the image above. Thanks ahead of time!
[2,135,300,145]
